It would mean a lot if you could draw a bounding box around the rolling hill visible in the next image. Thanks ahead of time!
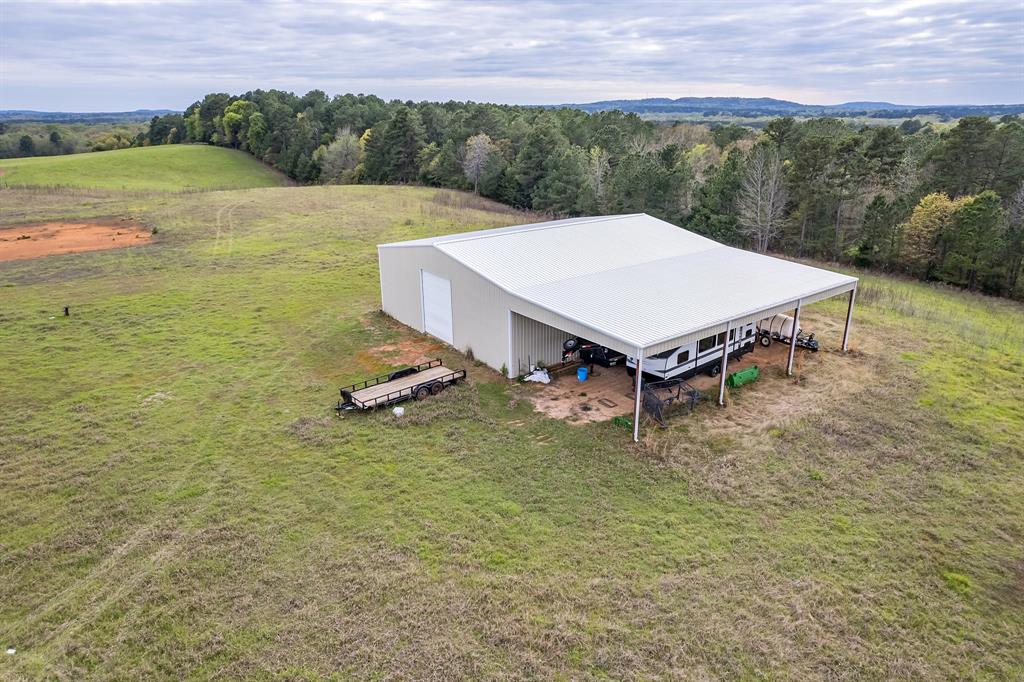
[0,144,288,191]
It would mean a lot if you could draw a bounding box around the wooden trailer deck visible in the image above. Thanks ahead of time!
[349,364,454,403]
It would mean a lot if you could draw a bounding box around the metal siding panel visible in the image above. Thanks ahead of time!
[378,245,427,332]
[379,244,511,373]
[509,300,635,357]
[510,312,573,375]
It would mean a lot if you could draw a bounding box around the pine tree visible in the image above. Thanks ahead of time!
[512,119,569,204]
[378,106,426,183]
[688,148,744,244]
[359,124,391,182]
[532,146,591,215]
[856,195,898,268]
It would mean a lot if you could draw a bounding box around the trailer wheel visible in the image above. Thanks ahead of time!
[759,334,771,347]
[414,386,431,401]
[430,382,444,395]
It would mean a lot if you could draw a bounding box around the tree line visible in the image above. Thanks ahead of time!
[141,91,1024,299]
[0,122,144,158]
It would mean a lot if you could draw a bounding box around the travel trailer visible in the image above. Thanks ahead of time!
[627,322,757,381]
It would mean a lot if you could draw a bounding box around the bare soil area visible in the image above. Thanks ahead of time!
[530,364,636,423]
[364,338,447,367]
[0,221,151,261]
[528,311,847,426]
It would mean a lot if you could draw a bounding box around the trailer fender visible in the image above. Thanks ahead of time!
[389,367,420,381]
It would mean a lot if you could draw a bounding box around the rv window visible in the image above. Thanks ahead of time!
[745,328,753,337]
[677,350,690,364]
[717,332,726,346]
[729,329,735,341]
[697,335,716,353]
[652,348,674,359]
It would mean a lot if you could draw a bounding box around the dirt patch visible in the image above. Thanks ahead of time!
[528,340,806,425]
[529,365,636,424]
[365,338,446,367]
[527,310,866,429]
[689,310,891,437]
[0,220,152,261]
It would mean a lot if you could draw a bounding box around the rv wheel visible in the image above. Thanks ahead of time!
[708,364,720,378]
[414,386,431,401]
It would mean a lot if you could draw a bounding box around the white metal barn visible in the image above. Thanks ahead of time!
[378,214,858,440]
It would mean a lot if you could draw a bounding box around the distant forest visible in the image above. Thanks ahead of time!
[563,96,1024,121]
[0,122,146,157]
[74,92,1024,298]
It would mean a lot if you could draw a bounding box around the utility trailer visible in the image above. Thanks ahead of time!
[336,359,465,411]
[757,314,819,351]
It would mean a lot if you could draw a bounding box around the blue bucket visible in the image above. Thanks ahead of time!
[577,366,589,382]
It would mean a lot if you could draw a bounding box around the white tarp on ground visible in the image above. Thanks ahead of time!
[523,368,551,384]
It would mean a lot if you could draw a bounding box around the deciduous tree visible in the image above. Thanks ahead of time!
[462,133,495,193]
[901,193,966,279]
[737,144,786,253]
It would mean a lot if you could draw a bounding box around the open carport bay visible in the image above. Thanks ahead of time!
[528,323,822,425]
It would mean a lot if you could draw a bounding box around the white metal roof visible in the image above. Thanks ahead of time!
[380,214,857,353]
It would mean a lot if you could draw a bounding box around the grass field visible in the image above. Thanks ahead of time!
[1,185,1022,680]
[0,145,288,191]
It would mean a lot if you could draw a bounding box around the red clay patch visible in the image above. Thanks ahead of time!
[367,339,445,366]
[0,221,152,261]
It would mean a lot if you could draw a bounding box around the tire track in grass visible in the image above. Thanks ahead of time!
[7,192,292,674]
[212,196,246,260]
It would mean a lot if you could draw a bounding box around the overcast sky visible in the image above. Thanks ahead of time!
[1,0,1022,111]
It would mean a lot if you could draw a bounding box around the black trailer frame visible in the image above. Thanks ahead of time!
[336,359,466,411]
[757,328,820,352]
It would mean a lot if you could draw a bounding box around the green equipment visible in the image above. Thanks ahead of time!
[726,365,760,388]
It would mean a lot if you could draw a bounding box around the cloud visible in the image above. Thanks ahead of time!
[1,0,1021,110]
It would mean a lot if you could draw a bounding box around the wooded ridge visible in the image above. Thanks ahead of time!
[102,92,1024,299]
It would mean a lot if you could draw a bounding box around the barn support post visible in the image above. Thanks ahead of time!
[506,310,513,378]
[632,350,644,442]
[842,287,856,352]
[787,301,801,376]
[717,322,731,407]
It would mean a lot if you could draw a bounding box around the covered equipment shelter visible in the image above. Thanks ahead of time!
[377,214,858,440]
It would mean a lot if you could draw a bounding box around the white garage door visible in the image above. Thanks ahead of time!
[420,270,454,344]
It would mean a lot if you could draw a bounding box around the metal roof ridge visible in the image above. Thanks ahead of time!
[432,213,645,248]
